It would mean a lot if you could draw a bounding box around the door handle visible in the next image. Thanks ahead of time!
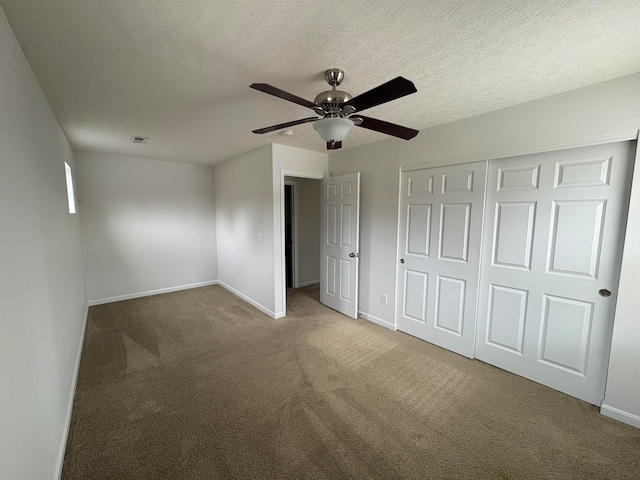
[598,289,612,297]
[400,258,405,264]
[349,252,358,258]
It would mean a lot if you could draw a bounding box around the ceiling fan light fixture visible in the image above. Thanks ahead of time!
[250,69,419,150]
[313,117,354,142]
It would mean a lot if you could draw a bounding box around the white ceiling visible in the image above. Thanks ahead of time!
[2,0,640,165]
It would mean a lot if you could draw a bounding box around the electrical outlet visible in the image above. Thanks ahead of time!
[257,232,263,242]
[381,294,388,305]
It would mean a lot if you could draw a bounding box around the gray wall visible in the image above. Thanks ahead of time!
[75,152,218,303]
[0,7,87,479]
[215,145,276,315]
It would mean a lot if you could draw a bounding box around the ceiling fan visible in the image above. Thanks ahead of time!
[250,68,419,150]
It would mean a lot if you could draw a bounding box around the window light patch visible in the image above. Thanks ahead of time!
[64,162,76,214]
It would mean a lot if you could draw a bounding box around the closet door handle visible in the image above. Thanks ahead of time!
[400,258,405,264]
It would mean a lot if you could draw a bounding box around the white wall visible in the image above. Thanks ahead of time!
[0,7,87,480]
[272,144,328,316]
[288,177,321,287]
[330,72,640,427]
[215,145,276,315]
[75,152,217,303]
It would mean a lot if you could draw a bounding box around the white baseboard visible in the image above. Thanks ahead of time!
[88,280,220,306]
[358,311,396,331]
[295,279,320,288]
[217,281,277,319]
[601,404,640,429]
[55,302,89,480]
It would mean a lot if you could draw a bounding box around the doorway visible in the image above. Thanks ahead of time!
[284,183,295,288]
[283,177,322,294]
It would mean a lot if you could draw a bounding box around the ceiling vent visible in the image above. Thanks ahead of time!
[130,135,148,144]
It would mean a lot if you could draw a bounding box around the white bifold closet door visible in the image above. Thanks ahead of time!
[475,141,635,404]
[396,162,487,358]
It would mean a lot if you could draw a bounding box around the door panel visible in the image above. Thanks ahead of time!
[492,201,536,269]
[476,141,635,404]
[320,173,360,319]
[538,294,593,375]
[404,270,429,323]
[326,256,336,295]
[397,162,487,358]
[547,200,604,277]
[434,275,465,335]
[407,204,431,256]
[486,284,528,354]
[439,203,471,262]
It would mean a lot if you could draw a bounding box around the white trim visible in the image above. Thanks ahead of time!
[402,157,490,172]
[296,279,320,288]
[88,280,219,306]
[359,311,397,331]
[217,280,279,319]
[401,130,640,173]
[601,404,640,429]
[281,169,325,180]
[394,165,403,331]
[54,303,89,480]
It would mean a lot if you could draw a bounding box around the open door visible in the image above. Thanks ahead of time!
[320,173,360,319]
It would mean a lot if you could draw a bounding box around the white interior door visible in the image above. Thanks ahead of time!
[320,173,360,319]
[396,162,487,357]
[475,141,635,404]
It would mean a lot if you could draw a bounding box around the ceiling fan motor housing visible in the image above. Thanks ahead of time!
[314,90,352,116]
[314,68,353,116]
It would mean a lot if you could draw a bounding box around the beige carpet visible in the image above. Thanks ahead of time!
[62,284,640,479]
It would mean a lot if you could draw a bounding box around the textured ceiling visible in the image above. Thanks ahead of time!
[2,0,640,165]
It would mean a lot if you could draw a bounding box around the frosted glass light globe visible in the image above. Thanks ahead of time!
[313,118,354,142]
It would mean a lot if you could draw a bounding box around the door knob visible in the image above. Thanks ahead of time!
[349,252,356,258]
[400,258,405,264]
[598,289,612,297]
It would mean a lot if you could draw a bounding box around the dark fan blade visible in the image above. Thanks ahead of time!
[343,77,416,113]
[326,141,342,150]
[250,83,317,110]
[252,117,318,134]
[354,115,419,140]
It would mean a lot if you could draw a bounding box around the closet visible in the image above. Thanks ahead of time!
[397,141,635,404]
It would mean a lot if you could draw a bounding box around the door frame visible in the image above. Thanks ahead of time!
[278,169,323,318]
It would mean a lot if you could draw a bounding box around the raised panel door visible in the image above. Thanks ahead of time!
[320,173,360,318]
[476,141,635,404]
[397,162,486,357]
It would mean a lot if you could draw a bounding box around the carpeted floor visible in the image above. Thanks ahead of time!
[62,284,640,479]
